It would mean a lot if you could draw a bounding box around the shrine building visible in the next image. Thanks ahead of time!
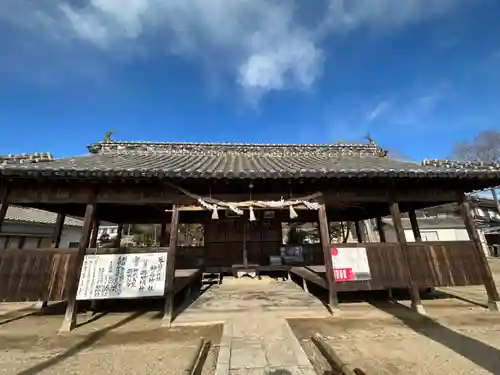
[0,138,499,331]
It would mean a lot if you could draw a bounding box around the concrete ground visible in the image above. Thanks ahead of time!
[289,257,500,375]
[0,308,222,375]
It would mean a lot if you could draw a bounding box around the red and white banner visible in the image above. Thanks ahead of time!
[331,247,371,282]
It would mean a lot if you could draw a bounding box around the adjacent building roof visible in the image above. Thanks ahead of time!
[4,206,83,227]
[382,216,467,230]
[1,140,500,180]
[0,152,53,165]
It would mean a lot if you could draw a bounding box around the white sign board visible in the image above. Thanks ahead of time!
[331,247,371,282]
[77,252,168,300]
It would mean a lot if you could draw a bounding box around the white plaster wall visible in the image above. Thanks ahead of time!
[0,221,81,248]
[59,227,82,248]
[383,226,490,256]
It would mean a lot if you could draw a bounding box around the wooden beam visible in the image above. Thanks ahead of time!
[318,204,339,311]
[354,221,364,243]
[389,201,425,314]
[116,223,124,246]
[0,184,9,233]
[375,217,386,242]
[51,213,66,248]
[162,205,180,325]
[34,213,68,310]
[242,220,248,267]
[408,210,422,242]
[7,181,461,205]
[459,194,500,311]
[60,201,96,332]
[160,220,168,246]
[90,220,100,248]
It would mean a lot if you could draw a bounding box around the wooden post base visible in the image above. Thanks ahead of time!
[86,301,99,317]
[302,278,309,293]
[488,301,500,312]
[411,303,426,315]
[387,288,394,300]
[59,317,76,333]
[35,301,48,310]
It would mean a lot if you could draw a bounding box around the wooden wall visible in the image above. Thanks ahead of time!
[204,217,282,267]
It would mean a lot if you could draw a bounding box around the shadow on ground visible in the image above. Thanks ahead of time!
[16,311,146,375]
[171,283,214,322]
[369,300,500,375]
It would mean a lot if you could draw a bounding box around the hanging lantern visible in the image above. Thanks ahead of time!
[212,206,219,219]
[289,205,298,219]
[249,206,256,221]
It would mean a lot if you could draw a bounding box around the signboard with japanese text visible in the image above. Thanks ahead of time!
[76,252,168,300]
[331,247,371,282]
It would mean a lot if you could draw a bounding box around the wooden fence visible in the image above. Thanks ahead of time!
[407,241,483,287]
[300,241,483,292]
[313,241,483,292]
[0,247,170,302]
[0,241,485,301]
[0,248,75,302]
[328,242,408,292]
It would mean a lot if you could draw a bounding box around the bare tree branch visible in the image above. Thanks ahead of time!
[450,130,500,163]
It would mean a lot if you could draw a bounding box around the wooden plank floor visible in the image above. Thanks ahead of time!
[173,269,202,294]
[290,266,328,289]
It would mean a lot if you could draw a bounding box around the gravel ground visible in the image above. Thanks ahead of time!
[289,298,500,375]
[0,311,221,375]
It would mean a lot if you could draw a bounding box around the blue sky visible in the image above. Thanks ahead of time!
[1,0,499,160]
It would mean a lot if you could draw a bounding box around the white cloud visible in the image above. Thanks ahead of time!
[0,0,463,99]
[323,0,457,33]
[392,91,444,126]
[366,100,391,121]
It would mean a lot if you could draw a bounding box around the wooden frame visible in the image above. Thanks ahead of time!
[60,201,96,332]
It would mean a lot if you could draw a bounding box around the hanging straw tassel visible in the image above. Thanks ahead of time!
[249,206,256,221]
[289,205,298,219]
[212,206,219,219]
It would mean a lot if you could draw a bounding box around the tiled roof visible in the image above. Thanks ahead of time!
[0,141,499,180]
[5,206,83,227]
[0,152,53,165]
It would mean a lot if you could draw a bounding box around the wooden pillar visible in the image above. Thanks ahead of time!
[364,219,376,242]
[318,204,339,311]
[408,210,422,242]
[375,216,391,299]
[160,221,168,246]
[60,202,96,332]
[375,217,386,243]
[51,213,66,248]
[162,205,180,325]
[354,220,364,243]
[389,201,425,314]
[115,223,123,246]
[0,184,9,233]
[35,213,67,310]
[459,194,500,311]
[242,220,248,267]
[90,220,99,248]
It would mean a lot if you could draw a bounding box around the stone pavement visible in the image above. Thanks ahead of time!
[173,277,329,374]
[217,316,317,375]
